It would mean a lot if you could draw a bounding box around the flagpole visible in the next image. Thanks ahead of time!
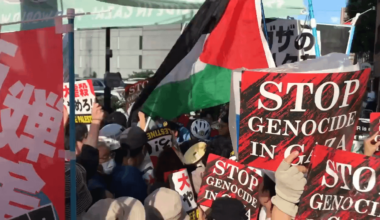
[67,8,77,220]
[346,13,360,55]
[144,117,152,132]
[308,0,321,57]
[261,0,270,48]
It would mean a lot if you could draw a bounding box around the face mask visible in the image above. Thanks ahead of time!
[101,159,116,175]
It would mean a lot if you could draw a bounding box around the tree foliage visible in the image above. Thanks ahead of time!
[129,70,154,79]
[346,0,377,59]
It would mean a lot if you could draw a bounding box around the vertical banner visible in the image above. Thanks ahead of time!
[238,69,370,171]
[296,145,380,219]
[197,154,262,219]
[146,127,172,167]
[370,113,380,156]
[63,79,95,126]
[0,27,64,219]
[168,169,198,215]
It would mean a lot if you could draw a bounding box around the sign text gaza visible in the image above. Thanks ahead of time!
[247,79,360,161]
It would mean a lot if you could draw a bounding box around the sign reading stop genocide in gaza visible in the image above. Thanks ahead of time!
[238,69,370,171]
[296,145,380,219]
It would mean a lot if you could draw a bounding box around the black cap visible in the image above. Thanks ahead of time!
[105,112,127,128]
[119,126,147,150]
[209,198,246,220]
[163,121,181,132]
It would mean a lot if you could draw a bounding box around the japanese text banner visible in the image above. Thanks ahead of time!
[0,27,64,219]
[296,145,380,219]
[198,154,262,219]
[238,69,370,171]
[63,79,95,125]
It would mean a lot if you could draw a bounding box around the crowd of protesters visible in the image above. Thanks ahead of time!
[63,101,380,220]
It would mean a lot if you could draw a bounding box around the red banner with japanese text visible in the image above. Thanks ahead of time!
[238,69,370,171]
[296,145,380,219]
[0,27,64,219]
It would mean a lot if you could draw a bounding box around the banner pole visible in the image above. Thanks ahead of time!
[346,13,360,55]
[144,117,152,132]
[307,0,321,57]
[260,0,270,48]
[67,8,77,220]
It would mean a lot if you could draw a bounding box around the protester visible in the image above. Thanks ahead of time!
[153,148,185,184]
[110,126,148,202]
[145,188,189,220]
[183,142,207,194]
[207,136,233,159]
[206,197,246,220]
[190,119,211,142]
[83,197,145,220]
[271,151,307,219]
[64,103,104,218]
[218,111,230,138]
[164,120,191,145]
[104,111,128,128]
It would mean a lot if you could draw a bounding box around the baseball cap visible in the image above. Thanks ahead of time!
[144,188,189,220]
[209,198,246,220]
[98,136,121,151]
[65,162,92,219]
[99,123,126,140]
[120,126,148,150]
[83,197,145,220]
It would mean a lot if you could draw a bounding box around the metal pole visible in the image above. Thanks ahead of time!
[67,8,77,220]
[104,27,112,113]
[308,0,321,57]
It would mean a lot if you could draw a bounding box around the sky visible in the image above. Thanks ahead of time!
[298,0,347,24]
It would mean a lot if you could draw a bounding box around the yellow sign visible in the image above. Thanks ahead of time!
[188,209,199,220]
[146,128,171,140]
[75,115,92,124]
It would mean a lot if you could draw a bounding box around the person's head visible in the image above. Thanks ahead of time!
[164,121,181,138]
[190,119,211,141]
[117,126,149,167]
[64,123,88,155]
[218,111,229,137]
[97,137,119,175]
[104,112,127,128]
[83,197,146,220]
[206,198,246,220]
[154,148,185,183]
[207,136,233,159]
[144,188,190,220]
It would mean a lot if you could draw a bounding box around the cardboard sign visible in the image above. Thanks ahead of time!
[296,145,380,219]
[198,154,262,219]
[125,79,149,116]
[146,127,172,167]
[11,204,56,220]
[0,27,64,219]
[63,79,95,125]
[168,168,198,213]
[266,19,321,66]
[238,69,370,171]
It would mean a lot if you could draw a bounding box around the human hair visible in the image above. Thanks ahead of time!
[207,136,233,159]
[114,145,129,165]
[75,123,88,142]
[154,148,185,183]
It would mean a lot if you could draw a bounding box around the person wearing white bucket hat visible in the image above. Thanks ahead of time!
[83,197,146,220]
[145,188,190,220]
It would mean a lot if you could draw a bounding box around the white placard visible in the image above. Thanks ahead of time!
[171,169,198,212]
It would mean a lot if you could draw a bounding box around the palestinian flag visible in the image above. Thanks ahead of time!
[129,0,274,122]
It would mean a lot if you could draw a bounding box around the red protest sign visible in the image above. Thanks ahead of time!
[0,27,64,219]
[125,79,148,114]
[238,70,370,171]
[197,154,262,219]
[296,145,380,219]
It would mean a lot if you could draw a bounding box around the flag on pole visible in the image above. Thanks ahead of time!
[129,0,274,122]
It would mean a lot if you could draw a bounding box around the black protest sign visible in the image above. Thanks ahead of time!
[11,204,56,220]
